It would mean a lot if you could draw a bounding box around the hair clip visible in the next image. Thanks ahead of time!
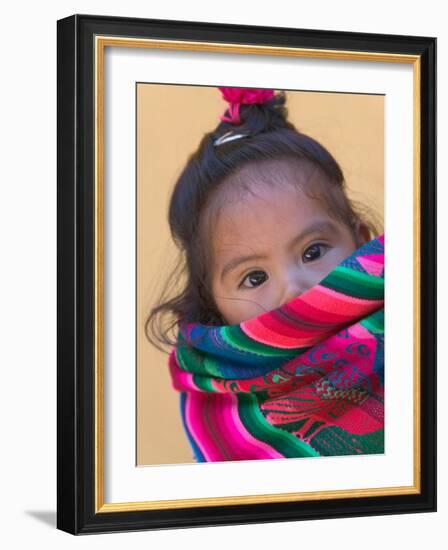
[213,131,248,147]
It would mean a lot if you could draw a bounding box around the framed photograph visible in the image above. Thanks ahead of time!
[57,14,436,534]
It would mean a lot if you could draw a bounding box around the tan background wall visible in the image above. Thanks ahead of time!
[137,84,384,465]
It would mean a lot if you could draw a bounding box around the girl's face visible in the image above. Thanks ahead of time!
[210,181,368,325]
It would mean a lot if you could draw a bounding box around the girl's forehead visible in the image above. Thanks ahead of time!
[214,182,326,232]
[215,158,328,210]
[209,194,339,270]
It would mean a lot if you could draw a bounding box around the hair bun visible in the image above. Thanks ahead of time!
[215,87,291,140]
[218,87,276,125]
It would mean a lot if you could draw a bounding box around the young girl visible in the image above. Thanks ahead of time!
[145,87,384,463]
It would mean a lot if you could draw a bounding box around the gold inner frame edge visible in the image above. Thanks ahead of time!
[94,35,421,513]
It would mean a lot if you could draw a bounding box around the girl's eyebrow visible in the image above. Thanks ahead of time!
[220,220,339,281]
[289,220,340,249]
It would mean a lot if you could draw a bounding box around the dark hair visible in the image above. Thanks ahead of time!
[145,90,382,354]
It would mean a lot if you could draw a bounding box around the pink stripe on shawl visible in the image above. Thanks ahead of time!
[241,285,382,348]
[168,349,196,392]
[214,393,284,460]
[296,285,382,317]
[185,392,282,462]
[184,392,214,461]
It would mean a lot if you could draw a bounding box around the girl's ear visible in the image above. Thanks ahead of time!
[353,220,371,247]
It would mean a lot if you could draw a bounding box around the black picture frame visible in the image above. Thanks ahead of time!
[57,13,436,535]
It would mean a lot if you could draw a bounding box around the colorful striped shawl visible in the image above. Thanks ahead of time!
[168,234,385,462]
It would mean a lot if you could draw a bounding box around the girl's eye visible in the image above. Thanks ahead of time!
[239,270,268,289]
[302,243,328,263]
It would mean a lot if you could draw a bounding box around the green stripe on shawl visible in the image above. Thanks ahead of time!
[177,344,223,377]
[310,426,384,456]
[237,394,320,458]
[175,345,196,373]
[360,309,384,334]
[323,266,384,300]
[192,374,215,392]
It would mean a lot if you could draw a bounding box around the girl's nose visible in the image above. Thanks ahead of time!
[281,277,309,306]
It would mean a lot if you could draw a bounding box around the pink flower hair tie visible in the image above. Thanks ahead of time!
[218,87,275,125]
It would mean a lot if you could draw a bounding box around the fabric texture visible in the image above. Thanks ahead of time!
[168,234,385,463]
